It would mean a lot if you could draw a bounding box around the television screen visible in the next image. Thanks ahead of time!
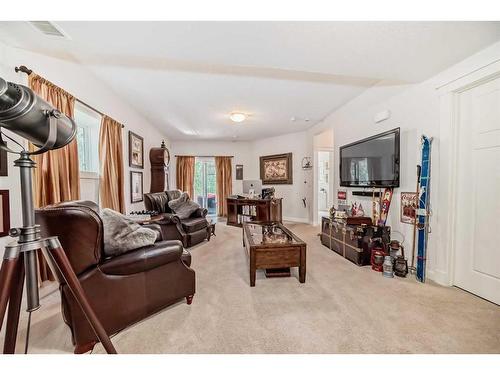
[340,128,400,188]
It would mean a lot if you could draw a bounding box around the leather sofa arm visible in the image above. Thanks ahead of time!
[156,213,182,225]
[192,207,208,218]
[100,240,184,276]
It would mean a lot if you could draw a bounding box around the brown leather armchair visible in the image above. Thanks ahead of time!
[144,190,209,248]
[35,200,195,354]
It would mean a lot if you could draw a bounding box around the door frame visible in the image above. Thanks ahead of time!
[438,59,500,286]
[313,147,334,226]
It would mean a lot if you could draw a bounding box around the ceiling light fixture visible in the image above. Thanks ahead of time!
[230,112,247,123]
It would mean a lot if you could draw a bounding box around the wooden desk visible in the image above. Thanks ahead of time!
[226,197,282,227]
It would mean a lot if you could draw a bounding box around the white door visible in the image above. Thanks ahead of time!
[454,76,500,305]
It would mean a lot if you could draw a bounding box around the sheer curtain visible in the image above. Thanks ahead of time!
[215,156,232,216]
[28,73,80,282]
[99,116,125,213]
[176,156,195,198]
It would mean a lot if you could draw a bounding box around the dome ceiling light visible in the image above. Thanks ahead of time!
[230,112,247,123]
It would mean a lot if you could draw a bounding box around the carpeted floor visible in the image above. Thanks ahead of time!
[2,222,499,354]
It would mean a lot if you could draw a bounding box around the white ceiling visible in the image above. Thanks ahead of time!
[1,21,499,140]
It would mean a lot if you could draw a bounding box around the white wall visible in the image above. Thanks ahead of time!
[306,41,500,285]
[168,41,500,285]
[171,131,313,222]
[249,131,312,222]
[0,41,170,248]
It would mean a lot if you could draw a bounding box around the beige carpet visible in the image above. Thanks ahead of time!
[2,222,499,354]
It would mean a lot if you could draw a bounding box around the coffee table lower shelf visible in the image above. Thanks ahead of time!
[265,267,291,278]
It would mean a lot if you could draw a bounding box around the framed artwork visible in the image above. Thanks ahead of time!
[260,153,293,185]
[130,171,144,203]
[128,131,144,168]
[400,192,417,224]
[1,142,8,176]
[235,164,243,180]
[0,190,10,237]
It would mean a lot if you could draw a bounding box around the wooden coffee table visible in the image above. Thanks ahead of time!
[242,221,306,287]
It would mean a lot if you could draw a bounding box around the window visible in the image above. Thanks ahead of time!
[74,102,102,203]
[74,101,101,174]
[194,157,217,216]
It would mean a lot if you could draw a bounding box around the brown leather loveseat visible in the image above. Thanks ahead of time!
[35,200,195,354]
[144,190,209,247]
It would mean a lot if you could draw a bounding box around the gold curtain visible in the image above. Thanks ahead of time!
[215,156,232,216]
[176,156,195,198]
[28,73,80,282]
[99,116,125,213]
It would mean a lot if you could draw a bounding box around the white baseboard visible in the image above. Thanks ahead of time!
[426,269,451,286]
[283,216,310,224]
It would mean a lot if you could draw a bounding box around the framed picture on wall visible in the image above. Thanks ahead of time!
[130,171,143,203]
[400,192,417,224]
[235,164,243,180]
[1,142,8,176]
[0,190,10,237]
[260,153,293,184]
[128,131,144,168]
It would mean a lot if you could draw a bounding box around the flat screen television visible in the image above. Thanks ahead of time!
[339,128,400,188]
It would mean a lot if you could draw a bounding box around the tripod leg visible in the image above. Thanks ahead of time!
[0,257,20,334]
[44,243,117,354]
[3,255,25,354]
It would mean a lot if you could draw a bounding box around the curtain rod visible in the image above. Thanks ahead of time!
[15,65,124,128]
[175,155,234,158]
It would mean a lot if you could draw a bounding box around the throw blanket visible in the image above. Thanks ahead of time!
[168,192,201,219]
[101,208,158,257]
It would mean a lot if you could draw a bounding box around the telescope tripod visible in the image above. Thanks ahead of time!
[0,152,116,354]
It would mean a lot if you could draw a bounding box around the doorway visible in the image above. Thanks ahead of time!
[194,157,217,216]
[317,150,334,224]
[453,75,500,305]
[313,129,334,226]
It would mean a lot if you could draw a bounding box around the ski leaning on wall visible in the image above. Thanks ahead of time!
[416,135,433,283]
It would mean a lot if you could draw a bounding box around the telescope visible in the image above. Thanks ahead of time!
[0,76,116,354]
[0,77,76,152]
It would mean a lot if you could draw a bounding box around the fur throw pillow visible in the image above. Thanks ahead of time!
[101,208,158,257]
[168,192,201,219]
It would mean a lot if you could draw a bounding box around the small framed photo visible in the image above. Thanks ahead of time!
[130,171,144,203]
[129,131,144,169]
[1,142,8,176]
[400,192,417,224]
[235,164,243,180]
[0,190,10,237]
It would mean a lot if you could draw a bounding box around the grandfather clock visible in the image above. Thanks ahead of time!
[149,140,170,192]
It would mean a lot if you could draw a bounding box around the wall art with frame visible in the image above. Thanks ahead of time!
[130,171,144,203]
[235,164,243,180]
[259,152,293,185]
[129,131,144,169]
[400,192,417,224]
